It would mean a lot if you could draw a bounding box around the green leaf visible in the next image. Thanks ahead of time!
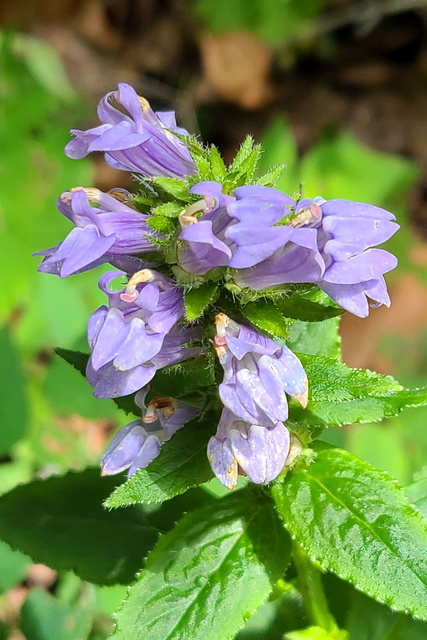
[237,144,262,184]
[112,489,291,640]
[20,587,94,640]
[55,348,140,416]
[184,282,219,320]
[0,325,29,454]
[274,294,343,323]
[151,177,190,201]
[288,355,427,430]
[229,135,255,173]
[147,215,172,233]
[242,300,291,340]
[153,201,184,217]
[0,469,165,584]
[272,445,427,620]
[405,472,427,520]
[0,539,30,593]
[286,628,348,640]
[301,355,402,403]
[105,413,216,507]
[288,317,342,359]
[346,590,427,640]
[256,163,287,188]
[209,144,227,181]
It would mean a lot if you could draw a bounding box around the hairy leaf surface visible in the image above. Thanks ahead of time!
[288,355,427,428]
[113,490,291,640]
[273,445,427,619]
[0,469,210,584]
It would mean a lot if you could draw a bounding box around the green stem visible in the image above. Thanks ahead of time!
[293,544,337,632]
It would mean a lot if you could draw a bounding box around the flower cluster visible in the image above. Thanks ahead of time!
[36,83,399,488]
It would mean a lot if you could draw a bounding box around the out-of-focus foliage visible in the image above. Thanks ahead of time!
[194,0,321,45]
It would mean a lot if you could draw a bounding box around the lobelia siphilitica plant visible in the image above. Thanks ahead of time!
[30,83,427,639]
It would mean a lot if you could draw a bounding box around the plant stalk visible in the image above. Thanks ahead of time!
[293,544,337,633]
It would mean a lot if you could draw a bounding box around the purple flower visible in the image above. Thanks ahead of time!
[178,181,235,275]
[34,188,156,278]
[214,313,308,428]
[207,313,307,488]
[65,83,196,178]
[225,185,298,268]
[176,182,304,276]
[101,388,201,477]
[86,270,201,398]
[233,191,399,317]
[207,407,290,489]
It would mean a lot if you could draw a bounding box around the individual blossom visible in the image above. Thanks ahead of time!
[207,313,308,488]
[207,407,290,489]
[232,190,399,318]
[225,185,302,268]
[101,387,201,477]
[86,270,201,398]
[178,181,235,275]
[65,83,196,178]
[34,188,156,278]
[214,313,308,426]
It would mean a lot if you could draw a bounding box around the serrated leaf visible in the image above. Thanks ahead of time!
[272,444,427,620]
[184,282,219,320]
[153,201,184,217]
[106,413,217,507]
[242,300,291,340]
[112,489,291,640]
[146,215,172,233]
[151,177,190,201]
[256,163,287,187]
[210,144,227,181]
[229,135,255,172]
[301,355,402,403]
[290,354,427,428]
[240,144,263,183]
[0,470,214,585]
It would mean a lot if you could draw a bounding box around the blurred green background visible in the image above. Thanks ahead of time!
[1,0,427,637]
